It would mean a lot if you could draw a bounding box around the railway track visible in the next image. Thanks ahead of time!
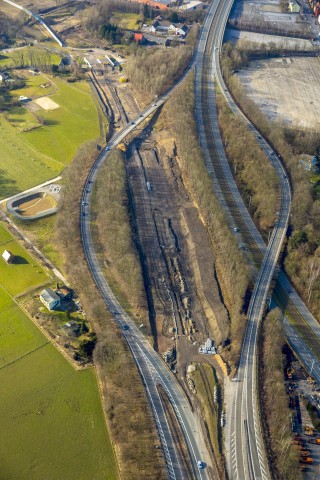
[158,384,195,480]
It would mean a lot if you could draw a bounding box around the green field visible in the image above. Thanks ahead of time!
[110,11,141,30]
[0,223,118,479]
[0,48,61,69]
[0,115,61,198]
[192,363,221,456]
[0,333,117,480]
[0,226,49,296]
[22,79,100,164]
[0,74,100,198]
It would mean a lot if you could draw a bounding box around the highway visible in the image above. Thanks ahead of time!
[79,1,226,479]
[195,0,320,478]
[79,0,320,478]
[195,0,293,478]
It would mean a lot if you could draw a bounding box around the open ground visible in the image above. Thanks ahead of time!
[237,57,320,131]
[0,223,117,480]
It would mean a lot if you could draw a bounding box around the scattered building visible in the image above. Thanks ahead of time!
[2,250,14,264]
[56,286,73,301]
[289,0,301,12]
[174,24,189,36]
[180,0,205,11]
[149,20,189,36]
[199,338,216,355]
[134,32,145,43]
[40,288,61,311]
[131,0,177,9]
[19,95,30,103]
[298,154,320,173]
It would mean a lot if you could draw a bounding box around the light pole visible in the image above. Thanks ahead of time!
[310,358,315,377]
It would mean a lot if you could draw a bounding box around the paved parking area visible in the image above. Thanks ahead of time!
[237,56,320,131]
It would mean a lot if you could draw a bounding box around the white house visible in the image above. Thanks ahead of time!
[40,288,61,311]
[2,250,14,263]
[174,24,189,36]
[180,0,205,11]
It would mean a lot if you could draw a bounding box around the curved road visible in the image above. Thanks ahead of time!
[79,2,225,479]
[196,0,292,479]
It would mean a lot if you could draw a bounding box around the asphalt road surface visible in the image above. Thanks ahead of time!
[79,1,226,478]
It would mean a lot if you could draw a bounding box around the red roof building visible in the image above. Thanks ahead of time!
[134,33,144,42]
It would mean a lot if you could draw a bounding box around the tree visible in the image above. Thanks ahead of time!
[290,230,308,250]
[78,336,97,359]
[307,249,320,302]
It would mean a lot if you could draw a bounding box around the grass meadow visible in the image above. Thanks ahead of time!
[0,75,100,198]
[0,224,118,479]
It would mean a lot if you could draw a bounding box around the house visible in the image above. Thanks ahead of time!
[150,20,172,33]
[134,32,145,43]
[298,155,320,173]
[180,0,205,10]
[40,288,61,311]
[2,250,14,264]
[289,0,300,13]
[174,24,189,36]
[19,95,30,103]
[56,286,73,301]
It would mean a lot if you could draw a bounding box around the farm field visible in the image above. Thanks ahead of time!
[0,115,61,199]
[0,331,117,480]
[22,79,100,164]
[0,74,101,198]
[0,48,61,69]
[0,223,118,479]
[110,11,141,30]
[16,215,63,269]
[0,224,50,296]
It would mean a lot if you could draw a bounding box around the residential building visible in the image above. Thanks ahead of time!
[134,32,145,43]
[40,288,61,311]
[298,154,320,173]
[180,0,205,11]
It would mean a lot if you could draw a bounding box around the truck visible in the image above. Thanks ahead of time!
[304,426,314,436]
[300,457,313,464]
[308,438,320,444]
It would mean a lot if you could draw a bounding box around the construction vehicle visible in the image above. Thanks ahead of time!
[308,438,320,444]
[287,367,294,379]
[300,449,311,457]
[293,436,303,445]
[117,143,127,152]
[304,426,314,436]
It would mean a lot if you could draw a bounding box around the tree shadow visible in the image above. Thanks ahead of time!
[43,119,59,126]
[13,255,28,265]
[0,168,19,198]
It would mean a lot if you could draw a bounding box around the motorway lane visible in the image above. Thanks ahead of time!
[211,0,320,366]
[196,0,293,478]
